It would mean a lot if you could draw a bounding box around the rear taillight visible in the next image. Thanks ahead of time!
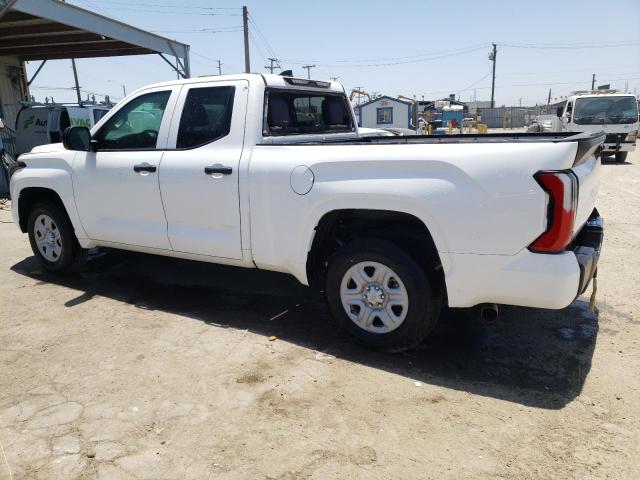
[529,171,578,253]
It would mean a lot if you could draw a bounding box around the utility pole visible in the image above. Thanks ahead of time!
[265,57,280,74]
[122,84,126,97]
[71,58,82,104]
[591,73,596,90]
[489,43,497,109]
[330,76,340,82]
[302,64,316,79]
[242,6,250,73]
[217,60,223,75]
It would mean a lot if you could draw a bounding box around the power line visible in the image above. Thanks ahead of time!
[77,4,241,16]
[412,76,640,96]
[265,58,281,74]
[281,45,487,68]
[282,43,489,65]
[89,0,237,9]
[498,40,640,49]
[302,64,316,79]
[457,72,492,94]
[150,27,243,34]
[248,14,278,60]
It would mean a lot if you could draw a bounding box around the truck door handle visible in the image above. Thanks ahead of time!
[133,163,157,173]
[204,165,232,175]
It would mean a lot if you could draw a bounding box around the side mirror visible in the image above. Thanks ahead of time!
[62,126,92,151]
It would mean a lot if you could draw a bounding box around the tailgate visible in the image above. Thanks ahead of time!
[569,132,604,233]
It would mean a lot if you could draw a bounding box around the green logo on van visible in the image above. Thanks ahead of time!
[23,115,35,129]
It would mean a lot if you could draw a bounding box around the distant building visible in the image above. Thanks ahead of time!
[356,96,413,129]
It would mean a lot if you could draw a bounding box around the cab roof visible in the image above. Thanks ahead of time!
[130,73,344,98]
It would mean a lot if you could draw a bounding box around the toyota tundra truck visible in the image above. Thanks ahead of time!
[10,74,605,351]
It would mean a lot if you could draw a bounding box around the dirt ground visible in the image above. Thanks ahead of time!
[1,149,639,480]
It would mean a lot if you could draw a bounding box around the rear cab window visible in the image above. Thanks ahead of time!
[263,89,354,136]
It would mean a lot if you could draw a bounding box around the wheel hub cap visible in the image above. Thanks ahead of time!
[339,261,409,334]
[363,285,386,308]
[33,214,62,262]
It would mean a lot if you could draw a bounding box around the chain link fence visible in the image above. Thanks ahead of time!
[476,106,555,129]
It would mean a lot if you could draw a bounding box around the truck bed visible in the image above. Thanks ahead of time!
[300,130,605,146]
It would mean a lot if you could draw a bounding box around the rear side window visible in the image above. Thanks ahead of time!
[265,90,353,136]
[177,86,235,149]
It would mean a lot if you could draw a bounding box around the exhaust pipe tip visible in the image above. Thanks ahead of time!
[480,303,499,322]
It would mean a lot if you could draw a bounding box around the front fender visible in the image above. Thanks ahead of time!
[10,153,87,239]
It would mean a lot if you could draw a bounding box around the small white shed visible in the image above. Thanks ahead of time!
[356,96,413,129]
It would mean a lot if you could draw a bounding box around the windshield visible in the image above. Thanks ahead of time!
[573,96,639,125]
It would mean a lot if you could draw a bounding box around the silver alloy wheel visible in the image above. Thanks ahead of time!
[339,261,409,334]
[33,214,63,262]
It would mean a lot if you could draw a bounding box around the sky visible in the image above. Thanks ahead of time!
[25,0,640,106]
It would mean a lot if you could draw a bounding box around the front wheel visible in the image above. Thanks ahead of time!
[615,151,628,163]
[325,238,441,352]
[27,201,86,272]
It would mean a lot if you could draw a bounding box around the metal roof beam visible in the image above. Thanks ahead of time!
[0,22,83,38]
[20,48,151,62]
[6,0,190,77]
[4,42,149,58]
[10,0,189,67]
[0,32,113,49]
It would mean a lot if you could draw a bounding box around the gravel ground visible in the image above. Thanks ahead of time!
[0,150,638,479]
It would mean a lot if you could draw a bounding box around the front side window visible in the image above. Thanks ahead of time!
[573,96,639,125]
[176,86,235,149]
[94,90,171,150]
[377,107,393,125]
[264,90,353,136]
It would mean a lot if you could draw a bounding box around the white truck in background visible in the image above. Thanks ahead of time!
[555,91,638,162]
[14,104,112,156]
[10,73,605,352]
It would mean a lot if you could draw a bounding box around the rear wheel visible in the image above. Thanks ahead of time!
[27,201,86,272]
[325,237,441,352]
[615,151,628,163]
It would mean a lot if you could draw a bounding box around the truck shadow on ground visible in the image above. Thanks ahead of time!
[12,248,599,410]
[600,157,632,166]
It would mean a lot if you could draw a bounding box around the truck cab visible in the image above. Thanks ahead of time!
[557,91,639,162]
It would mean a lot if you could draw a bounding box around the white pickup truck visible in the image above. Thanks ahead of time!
[10,74,605,351]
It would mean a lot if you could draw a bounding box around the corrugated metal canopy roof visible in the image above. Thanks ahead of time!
[0,0,189,76]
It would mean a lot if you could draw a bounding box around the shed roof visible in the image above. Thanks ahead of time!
[357,95,413,109]
[0,0,189,76]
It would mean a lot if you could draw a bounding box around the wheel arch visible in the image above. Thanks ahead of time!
[305,208,448,304]
[17,187,73,233]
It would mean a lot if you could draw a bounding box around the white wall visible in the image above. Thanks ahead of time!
[359,98,411,129]
[0,56,27,130]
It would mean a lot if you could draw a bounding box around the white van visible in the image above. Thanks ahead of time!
[14,104,111,156]
[556,91,639,162]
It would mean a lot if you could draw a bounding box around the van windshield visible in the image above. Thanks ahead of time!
[264,90,354,136]
[573,96,639,125]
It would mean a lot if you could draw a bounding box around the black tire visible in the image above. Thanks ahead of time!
[27,201,86,272]
[615,151,628,163]
[325,237,441,352]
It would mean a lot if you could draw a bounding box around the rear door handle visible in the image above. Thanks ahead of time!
[204,164,233,175]
[133,162,157,173]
